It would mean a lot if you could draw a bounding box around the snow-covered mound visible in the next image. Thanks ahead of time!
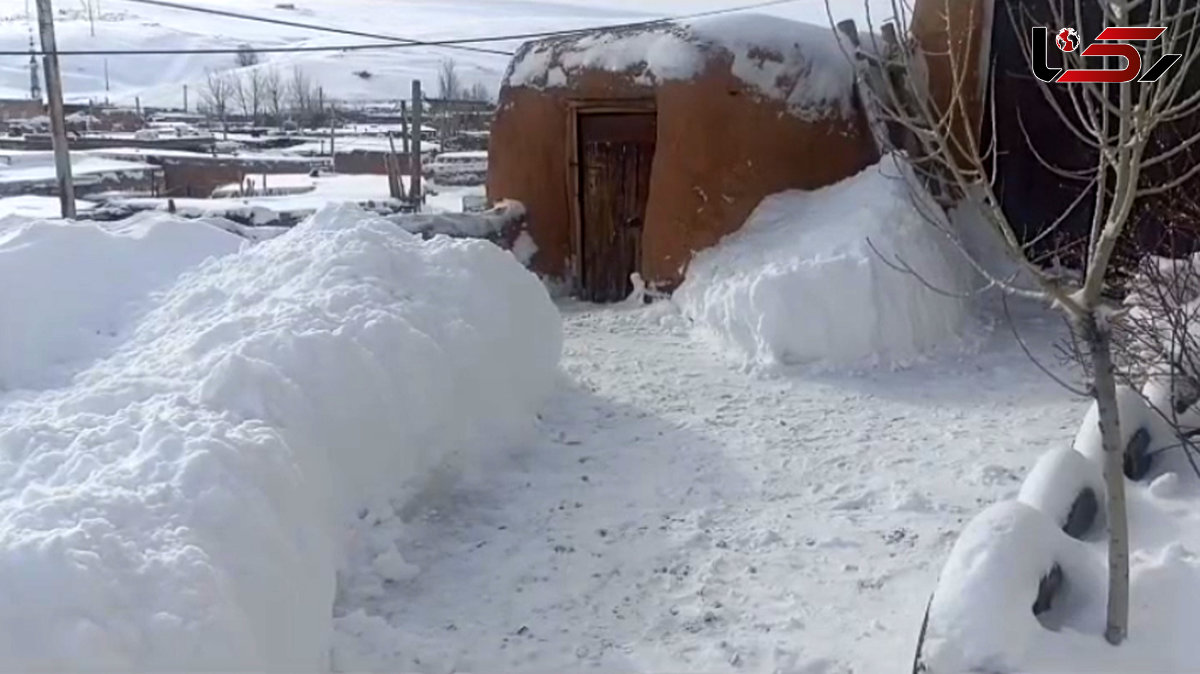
[506,14,854,117]
[923,384,1200,672]
[0,204,561,671]
[675,156,976,370]
[0,211,244,391]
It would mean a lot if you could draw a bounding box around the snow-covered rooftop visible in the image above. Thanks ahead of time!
[504,13,856,118]
[0,153,157,184]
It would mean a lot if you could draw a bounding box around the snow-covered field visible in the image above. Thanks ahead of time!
[0,0,894,107]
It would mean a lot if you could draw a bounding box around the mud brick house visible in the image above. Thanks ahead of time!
[486,14,879,302]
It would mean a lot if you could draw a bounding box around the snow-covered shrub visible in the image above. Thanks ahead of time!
[0,204,561,670]
[675,155,977,370]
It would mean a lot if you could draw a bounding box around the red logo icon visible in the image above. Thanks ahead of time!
[1056,27,1079,52]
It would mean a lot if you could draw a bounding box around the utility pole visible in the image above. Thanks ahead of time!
[182,84,188,112]
[28,35,41,101]
[410,80,422,205]
[34,0,75,218]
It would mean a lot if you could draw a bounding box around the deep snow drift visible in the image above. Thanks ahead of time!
[0,205,560,671]
[675,156,978,370]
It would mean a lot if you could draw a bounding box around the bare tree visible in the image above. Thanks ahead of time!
[232,73,249,121]
[263,67,285,124]
[838,0,1200,645]
[289,65,318,126]
[466,82,490,102]
[235,44,260,68]
[246,68,264,124]
[437,58,462,100]
[200,70,234,139]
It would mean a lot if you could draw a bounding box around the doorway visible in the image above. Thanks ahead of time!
[576,111,656,303]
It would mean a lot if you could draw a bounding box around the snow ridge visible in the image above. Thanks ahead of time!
[0,205,561,671]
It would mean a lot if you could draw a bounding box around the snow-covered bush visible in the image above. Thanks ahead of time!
[675,155,977,370]
[0,204,561,670]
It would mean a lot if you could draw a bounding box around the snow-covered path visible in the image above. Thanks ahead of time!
[333,302,1089,673]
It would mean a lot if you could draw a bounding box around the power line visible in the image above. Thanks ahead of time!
[0,0,802,57]
[117,0,512,56]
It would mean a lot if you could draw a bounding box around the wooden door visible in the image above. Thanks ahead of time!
[578,112,655,303]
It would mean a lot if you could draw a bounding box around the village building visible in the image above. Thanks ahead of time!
[486,14,879,302]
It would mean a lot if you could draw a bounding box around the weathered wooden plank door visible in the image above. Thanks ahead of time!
[578,112,655,303]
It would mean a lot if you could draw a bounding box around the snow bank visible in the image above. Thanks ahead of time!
[505,14,855,118]
[0,211,244,391]
[0,204,561,670]
[675,155,976,370]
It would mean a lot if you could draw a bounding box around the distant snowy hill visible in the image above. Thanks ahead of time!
[0,0,891,107]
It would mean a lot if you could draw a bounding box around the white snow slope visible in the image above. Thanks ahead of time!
[0,1,894,107]
[677,156,978,371]
[0,205,560,671]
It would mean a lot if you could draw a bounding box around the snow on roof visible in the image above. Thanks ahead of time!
[504,13,855,119]
[0,155,157,184]
[435,151,488,160]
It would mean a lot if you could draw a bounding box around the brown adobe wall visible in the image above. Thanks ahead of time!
[333,150,415,175]
[159,157,326,197]
[910,0,992,167]
[487,60,878,289]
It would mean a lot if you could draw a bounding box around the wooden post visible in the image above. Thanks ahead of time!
[410,79,422,204]
[387,134,405,200]
[329,105,335,159]
[183,84,188,112]
[400,100,410,159]
[836,19,861,48]
[35,0,76,219]
[881,22,900,55]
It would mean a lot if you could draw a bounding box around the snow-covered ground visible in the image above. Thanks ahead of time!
[331,298,1087,672]
[115,173,483,219]
[0,1,895,107]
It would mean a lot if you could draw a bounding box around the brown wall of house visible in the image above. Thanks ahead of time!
[910,0,992,168]
[0,99,44,122]
[159,157,326,197]
[333,150,413,175]
[487,61,878,289]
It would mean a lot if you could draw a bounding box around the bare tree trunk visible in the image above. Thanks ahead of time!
[1084,312,1130,645]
